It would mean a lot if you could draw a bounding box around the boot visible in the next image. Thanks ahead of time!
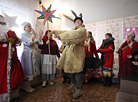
[62,75,67,83]
[10,88,19,101]
[67,77,71,84]
[42,81,47,87]
[103,77,108,86]
[107,77,112,87]
[67,83,76,91]
[22,81,34,92]
[2,93,8,102]
[72,89,84,99]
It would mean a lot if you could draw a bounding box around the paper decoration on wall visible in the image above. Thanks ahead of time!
[35,4,60,25]
[1,11,19,28]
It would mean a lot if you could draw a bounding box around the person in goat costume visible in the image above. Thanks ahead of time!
[53,10,86,99]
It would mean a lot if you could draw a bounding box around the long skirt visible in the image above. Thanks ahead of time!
[41,54,57,81]
[21,47,40,81]
[102,67,113,78]
[118,57,137,81]
[82,57,103,84]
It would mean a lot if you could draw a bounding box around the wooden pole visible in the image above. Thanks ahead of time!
[47,21,51,62]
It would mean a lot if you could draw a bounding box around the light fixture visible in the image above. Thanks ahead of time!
[126,28,130,31]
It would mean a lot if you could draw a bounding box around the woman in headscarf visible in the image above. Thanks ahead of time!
[38,30,60,87]
[117,32,138,82]
[82,31,102,84]
[20,22,43,92]
[98,33,115,87]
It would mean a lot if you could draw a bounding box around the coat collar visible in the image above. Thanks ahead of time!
[74,24,85,30]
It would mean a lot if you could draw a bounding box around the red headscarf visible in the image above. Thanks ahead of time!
[42,30,51,40]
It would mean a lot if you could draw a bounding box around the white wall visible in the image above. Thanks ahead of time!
[0,0,39,58]
[41,0,138,24]
[0,0,39,29]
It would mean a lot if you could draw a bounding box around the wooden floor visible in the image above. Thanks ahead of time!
[12,78,120,102]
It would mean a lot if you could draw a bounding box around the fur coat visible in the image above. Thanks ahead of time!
[55,25,86,73]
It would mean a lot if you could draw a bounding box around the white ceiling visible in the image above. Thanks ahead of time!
[43,0,138,24]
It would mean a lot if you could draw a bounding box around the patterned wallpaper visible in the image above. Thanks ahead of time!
[105,19,123,54]
[85,23,96,38]
[123,15,138,37]
[85,18,123,58]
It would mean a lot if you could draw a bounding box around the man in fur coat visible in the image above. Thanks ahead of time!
[52,11,86,98]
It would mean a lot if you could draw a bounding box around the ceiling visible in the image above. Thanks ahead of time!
[43,0,138,24]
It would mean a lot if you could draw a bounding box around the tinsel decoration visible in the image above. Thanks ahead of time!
[7,38,15,102]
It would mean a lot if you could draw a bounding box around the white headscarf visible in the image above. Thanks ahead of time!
[21,22,30,29]
[128,32,135,38]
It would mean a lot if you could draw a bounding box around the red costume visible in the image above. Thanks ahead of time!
[84,40,99,57]
[118,40,138,81]
[98,38,115,78]
[0,31,25,95]
[82,38,103,84]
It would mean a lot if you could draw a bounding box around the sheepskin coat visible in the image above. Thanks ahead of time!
[55,25,86,73]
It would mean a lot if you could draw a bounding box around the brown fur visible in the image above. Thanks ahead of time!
[55,25,86,73]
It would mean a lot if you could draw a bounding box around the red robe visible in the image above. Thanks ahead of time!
[99,43,114,68]
[84,40,99,57]
[100,44,114,68]
[0,42,25,95]
[98,38,114,77]
[118,41,138,81]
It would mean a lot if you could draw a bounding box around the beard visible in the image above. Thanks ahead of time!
[0,24,10,33]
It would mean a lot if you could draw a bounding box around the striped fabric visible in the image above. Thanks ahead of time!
[102,67,113,78]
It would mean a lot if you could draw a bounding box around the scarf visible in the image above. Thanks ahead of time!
[84,37,95,52]
[24,31,37,57]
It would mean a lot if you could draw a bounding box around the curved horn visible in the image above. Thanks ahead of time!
[71,10,77,18]
[79,13,82,18]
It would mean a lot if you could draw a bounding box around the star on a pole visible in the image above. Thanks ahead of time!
[35,4,60,25]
